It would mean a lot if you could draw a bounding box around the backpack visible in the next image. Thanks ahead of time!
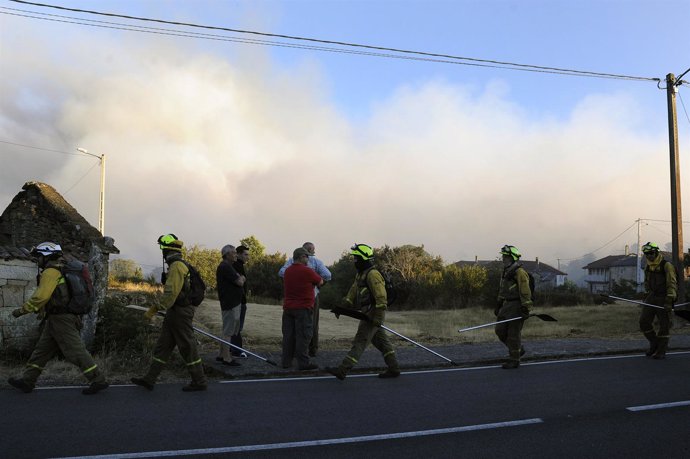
[61,261,95,315]
[180,261,206,306]
[366,268,397,307]
[527,271,536,301]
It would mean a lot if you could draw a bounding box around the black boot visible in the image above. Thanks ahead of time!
[8,377,34,393]
[652,338,668,360]
[326,366,346,380]
[502,360,520,369]
[131,377,154,391]
[82,381,109,395]
[182,382,207,392]
[378,369,401,378]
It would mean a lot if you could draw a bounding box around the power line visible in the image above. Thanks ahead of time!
[63,161,98,195]
[0,139,83,156]
[678,90,690,127]
[5,0,660,83]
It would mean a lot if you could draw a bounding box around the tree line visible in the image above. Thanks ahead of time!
[110,236,602,309]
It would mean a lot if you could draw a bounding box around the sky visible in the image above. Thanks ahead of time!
[1,0,689,276]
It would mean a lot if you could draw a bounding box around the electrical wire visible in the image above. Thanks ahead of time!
[555,221,638,262]
[4,1,660,82]
[62,161,98,195]
[678,90,690,127]
[0,139,83,156]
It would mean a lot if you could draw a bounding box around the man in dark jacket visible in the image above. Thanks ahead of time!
[231,245,250,358]
[215,244,246,366]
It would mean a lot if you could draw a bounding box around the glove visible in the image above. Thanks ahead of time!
[330,309,340,319]
[144,306,158,320]
[11,308,26,318]
[664,298,674,312]
[520,306,530,320]
[495,299,503,317]
[372,308,385,327]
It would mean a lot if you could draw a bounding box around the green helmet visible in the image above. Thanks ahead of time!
[641,242,660,254]
[157,233,183,251]
[351,243,374,260]
[500,244,521,261]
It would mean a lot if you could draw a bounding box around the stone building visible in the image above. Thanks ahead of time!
[0,181,118,352]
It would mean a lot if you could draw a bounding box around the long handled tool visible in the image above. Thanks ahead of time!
[126,305,277,366]
[599,295,690,322]
[457,313,557,334]
[331,306,458,366]
[601,294,667,310]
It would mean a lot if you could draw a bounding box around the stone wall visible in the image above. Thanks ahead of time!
[0,259,41,351]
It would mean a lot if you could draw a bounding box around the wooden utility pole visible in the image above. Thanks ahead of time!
[666,73,685,301]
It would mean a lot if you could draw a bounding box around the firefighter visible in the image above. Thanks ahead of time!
[7,242,109,394]
[326,244,399,380]
[131,234,207,391]
[640,242,677,359]
[495,244,532,369]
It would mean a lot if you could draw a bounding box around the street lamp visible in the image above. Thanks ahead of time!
[76,147,106,236]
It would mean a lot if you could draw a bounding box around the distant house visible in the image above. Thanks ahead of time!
[582,251,689,294]
[0,181,119,352]
[454,258,567,289]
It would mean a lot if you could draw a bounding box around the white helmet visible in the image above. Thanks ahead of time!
[31,242,63,258]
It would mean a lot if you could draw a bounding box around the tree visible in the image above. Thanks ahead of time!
[246,251,287,300]
[109,259,143,282]
[240,235,266,262]
[442,264,488,308]
[182,245,219,290]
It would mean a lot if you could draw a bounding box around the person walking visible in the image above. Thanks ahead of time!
[495,244,533,369]
[326,244,399,380]
[282,247,323,370]
[131,234,208,391]
[640,242,677,359]
[279,242,331,356]
[231,245,250,359]
[7,242,109,395]
[216,244,246,366]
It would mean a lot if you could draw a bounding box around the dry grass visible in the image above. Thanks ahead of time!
[3,292,689,386]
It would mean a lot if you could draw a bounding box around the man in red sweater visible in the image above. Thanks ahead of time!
[282,247,324,370]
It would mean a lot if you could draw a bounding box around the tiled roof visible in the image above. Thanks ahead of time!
[454,259,566,275]
[0,245,32,261]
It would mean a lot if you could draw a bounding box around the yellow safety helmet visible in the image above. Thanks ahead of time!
[641,242,660,254]
[500,244,521,261]
[351,243,374,260]
[157,234,183,251]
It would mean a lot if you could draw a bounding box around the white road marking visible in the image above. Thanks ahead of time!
[626,400,690,412]
[219,350,690,384]
[51,418,543,459]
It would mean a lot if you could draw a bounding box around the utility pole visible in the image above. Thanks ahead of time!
[636,218,642,292]
[666,73,685,301]
[76,147,106,236]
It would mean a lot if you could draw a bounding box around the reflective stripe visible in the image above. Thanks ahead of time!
[83,364,98,374]
[153,356,167,364]
[27,363,44,370]
[642,328,655,334]
[383,351,395,358]
[346,356,358,364]
[186,358,202,366]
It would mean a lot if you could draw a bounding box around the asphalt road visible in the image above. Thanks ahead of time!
[2,352,689,459]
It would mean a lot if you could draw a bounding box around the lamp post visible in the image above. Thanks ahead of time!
[76,147,106,236]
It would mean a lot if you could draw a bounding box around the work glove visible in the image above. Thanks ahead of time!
[664,298,674,312]
[330,309,340,319]
[372,308,385,327]
[520,306,530,320]
[144,306,158,320]
[494,299,503,317]
[11,308,27,318]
